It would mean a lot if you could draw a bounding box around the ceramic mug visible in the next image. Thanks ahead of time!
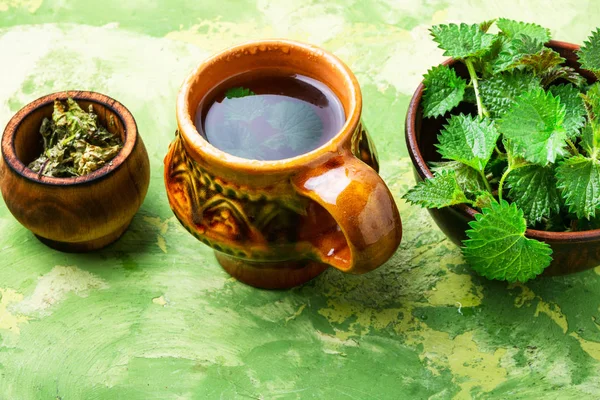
[164,39,402,289]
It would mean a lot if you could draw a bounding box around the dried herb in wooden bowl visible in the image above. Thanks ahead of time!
[28,98,123,177]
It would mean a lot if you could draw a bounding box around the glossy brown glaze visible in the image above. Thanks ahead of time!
[165,39,402,289]
[0,91,150,252]
[406,40,600,276]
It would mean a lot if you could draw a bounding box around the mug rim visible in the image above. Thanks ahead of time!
[176,39,362,173]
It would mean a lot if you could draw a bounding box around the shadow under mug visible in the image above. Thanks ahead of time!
[164,39,402,289]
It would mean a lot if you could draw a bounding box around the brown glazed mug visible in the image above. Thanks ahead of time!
[164,39,402,289]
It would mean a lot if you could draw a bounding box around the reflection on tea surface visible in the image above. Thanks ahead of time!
[197,74,345,161]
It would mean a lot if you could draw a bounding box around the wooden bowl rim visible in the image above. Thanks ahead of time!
[405,39,600,244]
[1,90,138,186]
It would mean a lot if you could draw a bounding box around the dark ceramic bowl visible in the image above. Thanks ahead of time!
[406,40,599,276]
[0,91,151,252]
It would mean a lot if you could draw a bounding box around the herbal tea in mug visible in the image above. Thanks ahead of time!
[196,72,346,160]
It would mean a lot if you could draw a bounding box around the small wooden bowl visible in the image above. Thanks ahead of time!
[0,91,150,252]
[405,40,600,276]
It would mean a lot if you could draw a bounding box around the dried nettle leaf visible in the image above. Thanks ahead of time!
[28,98,123,177]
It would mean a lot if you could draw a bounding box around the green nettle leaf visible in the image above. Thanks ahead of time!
[403,171,469,209]
[436,114,500,172]
[517,49,565,74]
[265,101,323,152]
[225,87,255,99]
[462,200,553,282]
[581,84,600,155]
[430,23,496,59]
[548,84,586,139]
[499,88,567,165]
[473,191,498,209]
[581,123,597,156]
[540,66,587,87]
[556,155,600,219]
[474,36,508,77]
[506,165,562,224]
[582,83,600,130]
[492,34,544,73]
[422,65,467,118]
[496,18,551,43]
[479,19,496,33]
[463,87,476,104]
[577,28,600,76]
[479,70,542,118]
[430,161,488,194]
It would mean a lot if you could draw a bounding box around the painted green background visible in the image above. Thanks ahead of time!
[2,1,600,399]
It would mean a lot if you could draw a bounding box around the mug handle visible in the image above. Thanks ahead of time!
[292,150,402,274]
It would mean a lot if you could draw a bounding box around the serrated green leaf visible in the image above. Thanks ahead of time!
[403,171,469,209]
[499,88,567,165]
[430,161,488,194]
[479,19,496,33]
[581,83,600,155]
[556,155,600,219]
[436,114,500,172]
[463,86,476,104]
[496,18,551,43]
[506,165,561,224]
[540,66,587,87]
[422,65,467,118]
[225,87,255,99]
[548,84,586,139]
[479,70,542,118]
[582,82,600,128]
[473,36,508,77]
[516,49,565,75]
[493,34,545,73]
[581,123,596,156]
[473,191,497,209]
[577,28,600,75]
[430,23,496,59]
[462,200,552,282]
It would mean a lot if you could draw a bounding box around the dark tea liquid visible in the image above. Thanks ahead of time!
[196,73,346,161]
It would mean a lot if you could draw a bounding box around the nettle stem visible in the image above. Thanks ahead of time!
[497,152,527,202]
[498,168,511,202]
[479,169,493,193]
[567,139,579,156]
[465,59,490,119]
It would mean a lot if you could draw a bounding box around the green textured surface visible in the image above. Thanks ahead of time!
[2,1,600,399]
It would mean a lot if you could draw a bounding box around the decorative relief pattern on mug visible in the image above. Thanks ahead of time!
[165,131,307,258]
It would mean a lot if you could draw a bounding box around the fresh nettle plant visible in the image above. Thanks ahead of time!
[403,19,600,282]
